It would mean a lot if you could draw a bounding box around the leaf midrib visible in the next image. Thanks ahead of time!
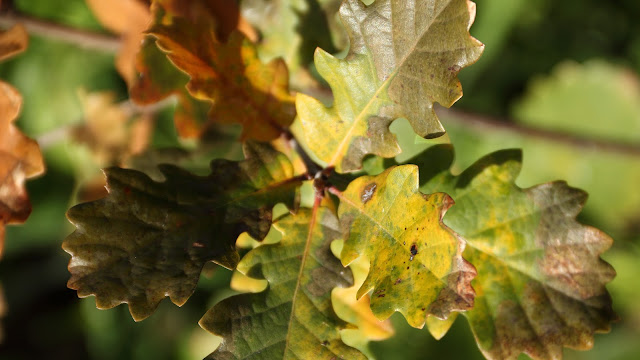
[327,0,453,168]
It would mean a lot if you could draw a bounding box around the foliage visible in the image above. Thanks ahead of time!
[2,0,635,359]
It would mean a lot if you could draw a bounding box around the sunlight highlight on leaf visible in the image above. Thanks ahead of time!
[295,0,483,172]
[418,145,617,360]
[200,208,366,359]
[146,0,296,141]
[334,165,476,328]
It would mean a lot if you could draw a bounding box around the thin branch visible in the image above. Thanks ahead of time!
[0,11,120,52]
[284,131,323,176]
[36,98,175,150]
[4,9,640,158]
[437,107,640,157]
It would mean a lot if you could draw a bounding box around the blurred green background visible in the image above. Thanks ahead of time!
[1,0,639,359]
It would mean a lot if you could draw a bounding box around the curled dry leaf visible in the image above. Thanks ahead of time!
[0,26,44,257]
[63,142,301,321]
[334,165,476,329]
[71,90,153,166]
[295,0,484,172]
[417,145,616,360]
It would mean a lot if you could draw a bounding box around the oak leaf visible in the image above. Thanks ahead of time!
[71,90,152,166]
[333,165,476,328]
[417,145,616,360]
[331,239,394,357]
[147,0,296,141]
[63,142,301,320]
[85,0,151,84]
[200,207,366,359]
[0,26,44,257]
[295,0,483,172]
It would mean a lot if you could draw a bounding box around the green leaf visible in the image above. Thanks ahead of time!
[63,142,301,321]
[295,0,483,172]
[513,60,640,143]
[418,145,616,360]
[199,207,366,359]
[333,165,476,329]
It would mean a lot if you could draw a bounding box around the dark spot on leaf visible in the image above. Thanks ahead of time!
[321,340,329,346]
[410,243,418,256]
[410,243,418,261]
[378,294,385,298]
[361,183,377,204]
[421,307,426,311]
[394,279,402,285]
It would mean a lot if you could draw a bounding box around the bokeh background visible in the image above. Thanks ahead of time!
[1,0,639,359]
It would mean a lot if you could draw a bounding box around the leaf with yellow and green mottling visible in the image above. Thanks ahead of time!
[199,207,366,360]
[63,142,301,321]
[417,145,616,360]
[147,0,296,141]
[332,165,476,329]
[331,239,394,358]
[295,0,483,172]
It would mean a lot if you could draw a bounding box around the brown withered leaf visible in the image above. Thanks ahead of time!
[128,0,257,138]
[0,25,44,256]
[0,24,28,62]
[147,0,296,141]
[71,90,153,166]
[86,0,151,84]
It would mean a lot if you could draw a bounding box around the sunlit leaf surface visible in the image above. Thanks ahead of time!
[200,208,366,359]
[418,145,616,360]
[335,165,476,328]
[295,0,483,172]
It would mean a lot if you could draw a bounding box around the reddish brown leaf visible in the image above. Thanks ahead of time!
[0,24,28,62]
[128,0,257,138]
[146,0,296,141]
[0,82,44,257]
[86,0,151,84]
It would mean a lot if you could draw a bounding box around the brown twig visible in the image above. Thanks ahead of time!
[4,9,640,158]
[438,107,640,157]
[0,11,120,52]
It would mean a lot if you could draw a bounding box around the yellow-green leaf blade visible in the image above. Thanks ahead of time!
[63,142,301,321]
[336,165,476,328]
[295,0,483,172]
[200,208,366,360]
[418,146,616,360]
